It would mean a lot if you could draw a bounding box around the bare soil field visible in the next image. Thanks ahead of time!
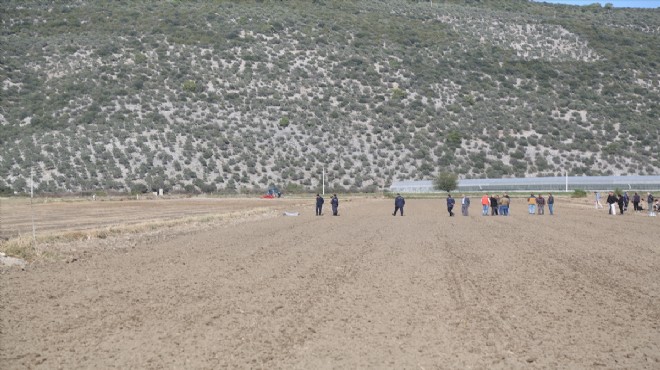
[0,196,309,239]
[1,196,659,369]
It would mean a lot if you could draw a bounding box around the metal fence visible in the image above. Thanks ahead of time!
[390,175,660,193]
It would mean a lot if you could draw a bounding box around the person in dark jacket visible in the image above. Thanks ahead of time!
[490,195,498,216]
[331,194,339,216]
[617,193,625,216]
[547,193,555,215]
[606,191,618,215]
[536,194,546,215]
[623,192,630,211]
[315,194,324,216]
[447,194,455,217]
[632,192,641,211]
[393,193,405,216]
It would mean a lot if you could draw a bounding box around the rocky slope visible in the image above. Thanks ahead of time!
[1,0,659,194]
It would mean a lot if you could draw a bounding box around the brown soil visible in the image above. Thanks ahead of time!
[1,197,659,368]
[0,197,307,238]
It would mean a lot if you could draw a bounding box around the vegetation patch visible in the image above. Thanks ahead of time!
[1,0,658,195]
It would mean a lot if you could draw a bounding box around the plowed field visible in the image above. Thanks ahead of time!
[1,197,659,368]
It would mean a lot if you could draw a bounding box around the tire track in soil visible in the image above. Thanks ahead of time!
[437,228,522,367]
[499,207,660,367]
[276,204,458,369]
[186,200,379,368]
[246,216,386,366]
[512,208,658,312]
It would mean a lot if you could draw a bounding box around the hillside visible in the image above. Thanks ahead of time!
[1,0,659,194]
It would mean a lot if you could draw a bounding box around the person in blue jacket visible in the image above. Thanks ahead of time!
[392,193,405,216]
[447,194,456,217]
[315,194,324,216]
[331,194,339,216]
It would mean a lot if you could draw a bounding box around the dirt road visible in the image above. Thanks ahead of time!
[1,198,659,368]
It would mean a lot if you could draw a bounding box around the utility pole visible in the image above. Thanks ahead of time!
[30,167,36,245]
[322,165,325,196]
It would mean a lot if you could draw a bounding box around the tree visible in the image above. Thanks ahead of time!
[434,172,458,193]
[446,130,462,149]
[12,178,27,194]
[0,180,12,196]
[130,182,149,194]
[182,80,198,92]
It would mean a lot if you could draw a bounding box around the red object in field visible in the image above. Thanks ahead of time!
[261,194,275,199]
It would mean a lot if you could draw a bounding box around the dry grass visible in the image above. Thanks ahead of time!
[1,236,39,261]
[0,207,274,262]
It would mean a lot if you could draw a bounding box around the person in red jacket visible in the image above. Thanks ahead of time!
[481,194,490,216]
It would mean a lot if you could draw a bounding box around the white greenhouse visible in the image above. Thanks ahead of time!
[389,175,660,193]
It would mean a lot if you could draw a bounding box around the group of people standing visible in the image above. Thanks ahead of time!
[317,191,658,218]
[445,193,517,217]
[315,193,340,216]
[397,193,553,217]
[596,191,657,216]
[478,193,514,216]
[525,193,555,215]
